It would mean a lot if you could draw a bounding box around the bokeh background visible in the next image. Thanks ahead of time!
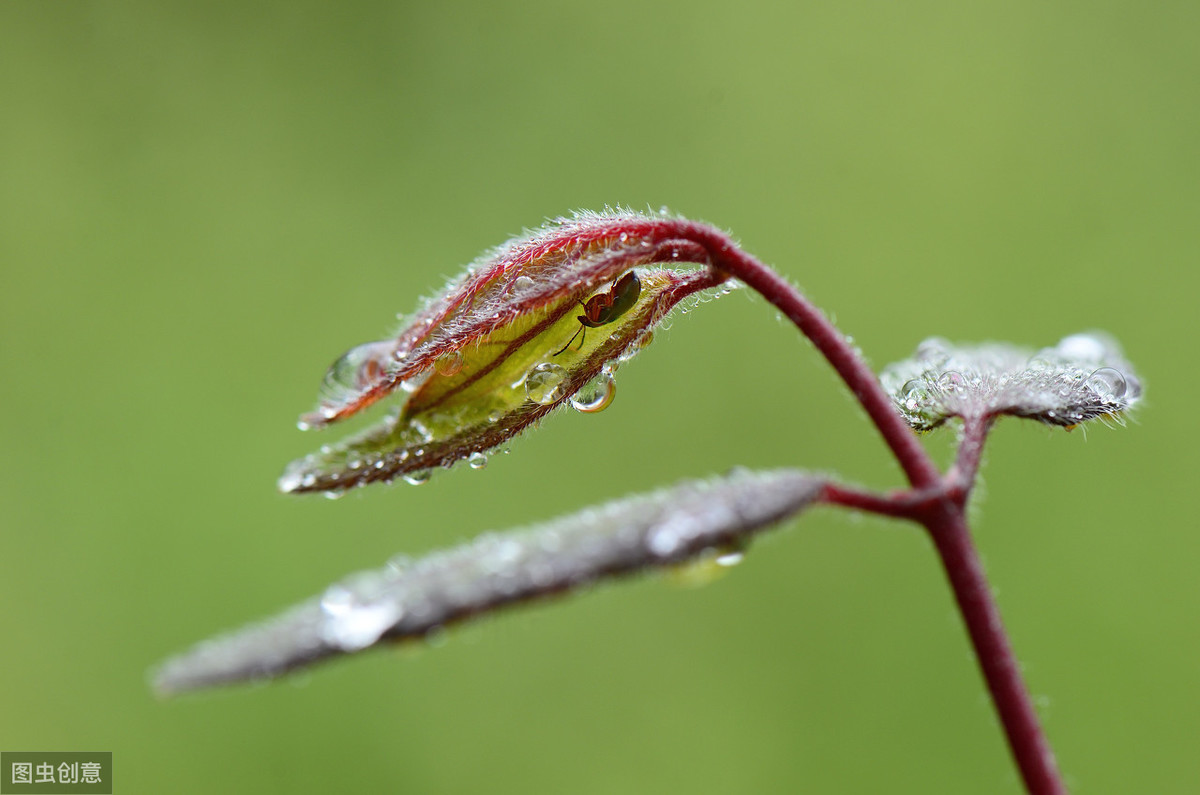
[2,3,1196,792]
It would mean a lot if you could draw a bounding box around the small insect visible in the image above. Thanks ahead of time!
[554,270,642,356]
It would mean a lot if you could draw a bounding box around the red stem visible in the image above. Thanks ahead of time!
[680,221,942,491]
[672,222,1066,793]
[948,414,995,498]
[926,508,1067,795]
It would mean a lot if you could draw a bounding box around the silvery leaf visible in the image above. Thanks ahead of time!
[880,332,1142,430]
[154,468,823,695]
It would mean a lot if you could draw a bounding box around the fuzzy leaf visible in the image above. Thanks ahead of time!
[280,210,729,494]
[155,468,824,695]
[880,332,1143,430]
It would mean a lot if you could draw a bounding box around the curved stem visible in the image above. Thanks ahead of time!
[680,222,941,490]
[677,226,1066,794]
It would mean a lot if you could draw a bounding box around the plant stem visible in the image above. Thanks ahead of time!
[949,414,995,497]
[926,508,1067,795]
[820,482,927,519]
[679,226,1067,794]
[680,221,942,491]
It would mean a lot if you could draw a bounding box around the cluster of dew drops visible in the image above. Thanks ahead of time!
[895,333,1132,424]
[388,352,628,491]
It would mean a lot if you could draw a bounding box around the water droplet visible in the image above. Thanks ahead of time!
[468,451,488,469]
[525,362,568,405]
[434,350,464,377]
[1058,334,1107,362]
[423,625,449,648]
[570,371,616,413]
[900,379,931,411]
[319,575,403,651]
[514,275,535,293]
[618,330,654,363]
[916,337,953,367]
[667,554,727,588]
[937,371,967,391]
[399,369,431,393]
[319,340,393,406]
[324,490,345,500]
[277,468,304,493]
[410,419,434,443]
[402,469,432,485]
[1087,367,1127,400]
[714,541,746,567]
[647,516,693,558]
[296,419,313,431]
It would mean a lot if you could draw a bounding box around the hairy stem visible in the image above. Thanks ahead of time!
[948,414,995,498]
[820,482,924,519]
[681,227,1066,794]
[927,509,1067,795]
[680,221,941,490]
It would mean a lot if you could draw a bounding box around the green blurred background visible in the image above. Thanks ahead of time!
[2,2,1195,792]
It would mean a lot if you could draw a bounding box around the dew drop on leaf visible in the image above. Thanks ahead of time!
[318,575,403,651]
[399,369,431,394]
[525,362,568,405]
[938,371,967,391]
[715,550,744,567]
[1086,367,1128,400]
[434,350,465,377]
[915,337,953,368]
[1058,334,1107,362]
[569,371,616,413]
[714,539,747,567]
[410,418,434,443]
[319,340,393,405]
[403,469,433,486]
[468,451,488,470]
[618,330,654,363]
[900,379,931,410]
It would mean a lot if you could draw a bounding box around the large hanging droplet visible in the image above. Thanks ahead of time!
[570,371,616,413]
